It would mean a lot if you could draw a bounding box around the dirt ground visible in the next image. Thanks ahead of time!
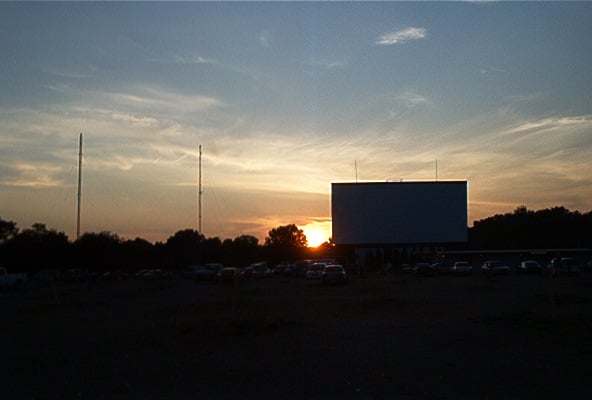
[3,271,592,400]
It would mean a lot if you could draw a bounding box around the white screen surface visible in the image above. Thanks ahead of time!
[331,181,468,245]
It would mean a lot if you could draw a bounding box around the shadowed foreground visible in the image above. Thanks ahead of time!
[3,272,591,399]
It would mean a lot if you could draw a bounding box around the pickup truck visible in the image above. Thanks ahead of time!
[0,266,28,289]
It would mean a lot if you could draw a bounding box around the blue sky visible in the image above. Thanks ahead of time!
[1,2,591,244]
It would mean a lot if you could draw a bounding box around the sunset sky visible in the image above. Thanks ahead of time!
[1,2,591,245]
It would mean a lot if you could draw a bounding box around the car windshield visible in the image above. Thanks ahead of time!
[325,266,343,272]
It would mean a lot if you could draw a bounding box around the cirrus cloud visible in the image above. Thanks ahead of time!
[376,27,427,45]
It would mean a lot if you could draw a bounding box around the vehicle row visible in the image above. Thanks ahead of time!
[401,257,590,277]
[7,257,591,288]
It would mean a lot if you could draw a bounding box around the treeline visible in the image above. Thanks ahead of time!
[0,220,334,274]
[468,206,592,249]
[2,206,591,273]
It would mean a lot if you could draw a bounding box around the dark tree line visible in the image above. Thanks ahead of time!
[468,206,592,249]
[0,219,331,274]
[2,206,590,273]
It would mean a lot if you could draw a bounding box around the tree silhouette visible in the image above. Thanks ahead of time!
[4,223,69,272]
[265,224,307,247]
[164,229,204,267]
[0,217,18,244]
[121,237,155,272]
[232,235,260,266]
[72,231,123,272]
[264,224,307,263]
[469,206,592,249]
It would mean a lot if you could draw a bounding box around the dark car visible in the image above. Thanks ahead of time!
[550,258,580,275]
[400,263,412,273]
[451,262,472,276]
[321,264,348,285]
[217,267,239,284]
[431,262,452,275]
[141,269,173,280]
[412,262,434,276]
[517,260,543,274]
[294,260,311,278]
[251,265,272,279]
[306,263,326,279]
[481,261,511,275]
[193,264,223,281]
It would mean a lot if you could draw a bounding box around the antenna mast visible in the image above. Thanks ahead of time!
[198,145,202,234]
[435,159,439,181]
[76,133,83,240]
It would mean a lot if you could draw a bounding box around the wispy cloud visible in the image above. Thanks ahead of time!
[45,83,223,117]
[300,57,349,70]
[258,30,272,48]
[102,86,222,114]
[502,115,592,136]
[0,162,65,188]
[395,91,432,108]
[173,54,218,66]
[45,67,98,80]
[376,27,427,45]
[171,53,274,89]
[480,65,507,75]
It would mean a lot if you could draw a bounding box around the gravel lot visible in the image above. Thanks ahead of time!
[3,271,592,400]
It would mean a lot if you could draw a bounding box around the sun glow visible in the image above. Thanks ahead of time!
[302,221,332,248]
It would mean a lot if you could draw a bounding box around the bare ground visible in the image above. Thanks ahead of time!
[3,272,592,399]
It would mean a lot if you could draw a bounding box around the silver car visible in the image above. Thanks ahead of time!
[321,264,348,285]
[481,261,511,275]
[451,262,472,276]
[517,260,543,274]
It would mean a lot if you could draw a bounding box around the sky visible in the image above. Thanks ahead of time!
[1,2,591,246]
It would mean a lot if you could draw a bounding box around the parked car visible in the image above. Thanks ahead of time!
[549,258,580,275]
[251,264,272,279]
[517,260,543,274]
[272,264,286,276]
[451,262,472,276]
[141,269,173,280]
[481,260,511,275]
[306,263,326,279]
[294,260,311,278]
[62,268,91,282]
[400,263,412,273]
[217,267,239,284]
[412,263,434,276]
[380,263,394,274]
[193,264,223,281]
[0,266,28,289]
[32,269,62,282]
[273,263,295,276]
[431,262,452,275]
[321,264,348,285]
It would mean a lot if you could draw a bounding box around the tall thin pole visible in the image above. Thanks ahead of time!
[198,145,202,234]
[435,159,438,181]
[76,133,83,240]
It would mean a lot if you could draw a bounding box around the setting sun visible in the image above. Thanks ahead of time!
[302,221,332,248]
